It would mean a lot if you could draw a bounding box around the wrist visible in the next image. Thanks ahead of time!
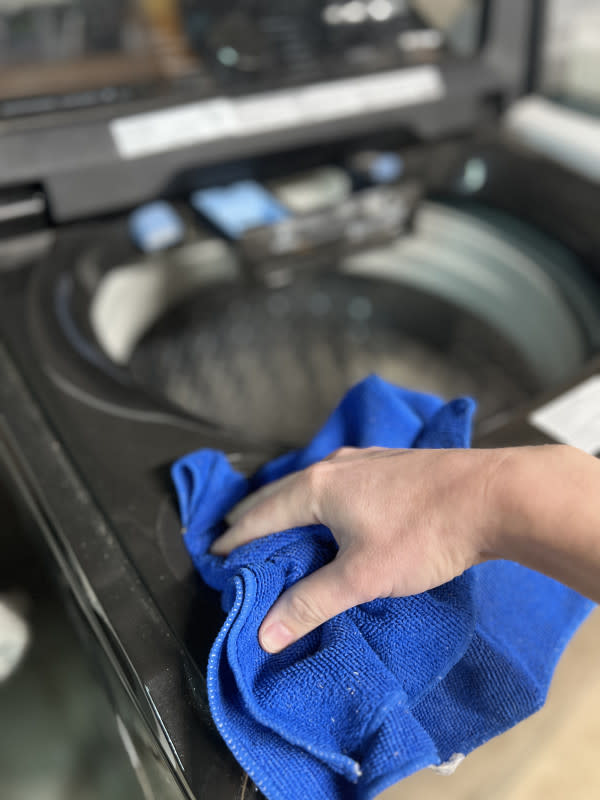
[473,447,522,562]
[485,444,581,564]
[480,443,600,603]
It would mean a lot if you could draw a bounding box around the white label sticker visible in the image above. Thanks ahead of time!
[296,81,365,121]
[529,375,600,454]
[358,67,442,110]
[235,90,301,134]
[111,66,445,159]
[110,99,238,159]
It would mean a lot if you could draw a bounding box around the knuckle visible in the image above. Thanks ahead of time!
[287,590,324,628]
[305,461,329,493]
[341,556,379,604]
[326,446,354,461]
[304,461,334,523]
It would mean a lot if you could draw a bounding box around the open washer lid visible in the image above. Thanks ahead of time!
[0,1,543,221]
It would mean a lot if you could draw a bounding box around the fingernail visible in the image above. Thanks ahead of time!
[260,620,294,653]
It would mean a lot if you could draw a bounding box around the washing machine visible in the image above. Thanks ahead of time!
[1,1,600,798]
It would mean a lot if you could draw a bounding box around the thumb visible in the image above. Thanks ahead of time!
[258,555,367,653]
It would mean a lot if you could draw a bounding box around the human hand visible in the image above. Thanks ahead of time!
[210,446,512,653]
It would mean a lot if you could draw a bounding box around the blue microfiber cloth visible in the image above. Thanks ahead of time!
[172,376,594,799]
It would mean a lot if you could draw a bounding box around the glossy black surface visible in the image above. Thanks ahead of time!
[0,213,280,797]
[0,268,268,798]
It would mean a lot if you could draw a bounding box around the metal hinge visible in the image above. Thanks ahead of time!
[0,185,47,235]
[0,186,53,270]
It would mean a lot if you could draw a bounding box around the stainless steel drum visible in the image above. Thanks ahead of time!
[90,201,600,446]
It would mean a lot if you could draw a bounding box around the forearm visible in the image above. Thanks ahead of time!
[490,445,600,603]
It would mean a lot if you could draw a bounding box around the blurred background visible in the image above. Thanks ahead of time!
[1,0,599,109]
[1,1,600,799]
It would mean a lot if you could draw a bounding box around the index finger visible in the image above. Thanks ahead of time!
[225,471,297,527]
[210,464,323,555]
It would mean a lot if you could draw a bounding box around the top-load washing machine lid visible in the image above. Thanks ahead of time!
[0,0,539,222]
